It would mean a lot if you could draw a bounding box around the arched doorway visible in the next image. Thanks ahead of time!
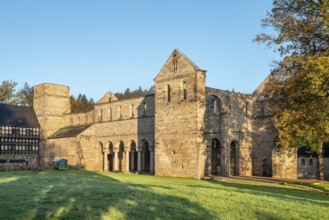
[141,139,150,173]
[230,141,239,176]
[211,139,221,175]
[129,141,138,172]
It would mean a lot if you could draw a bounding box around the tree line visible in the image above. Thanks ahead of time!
[114,85,154,100]
[0,80,155,113]
[0,80,33,106]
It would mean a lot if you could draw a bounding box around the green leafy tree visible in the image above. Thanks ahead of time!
[0,80,18,104]
[256,0,329,179]
[255,0,329,56]
[16,83,33,106]
[269,56,329,179]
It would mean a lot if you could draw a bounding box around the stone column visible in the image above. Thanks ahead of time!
[126,150,130,172]
[150,148,154,174]
[220,144,227,177]
[103,153,108,171]
[114,151,119,172]
[141,152,145,171]
[102,147,109,172]
[131,151,135,171]
[137,151,142,173]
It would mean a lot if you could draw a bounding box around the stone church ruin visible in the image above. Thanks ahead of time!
[0,49,328,180]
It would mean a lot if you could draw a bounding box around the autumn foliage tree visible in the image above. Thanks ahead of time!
[70,94,95,113]
[256,0,329,179]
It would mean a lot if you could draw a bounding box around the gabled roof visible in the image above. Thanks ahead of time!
[252,75,270,96]
[154,49,204,81]
[48,124,92,139]
[0,104,40,128]
[97,92,118,104]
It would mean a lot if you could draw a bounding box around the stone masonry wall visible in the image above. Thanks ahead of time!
[33,83,71,167]
[205,88,253,177]
[155,50,207,179]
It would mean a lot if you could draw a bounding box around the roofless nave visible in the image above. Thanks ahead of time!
[0,49,328,180]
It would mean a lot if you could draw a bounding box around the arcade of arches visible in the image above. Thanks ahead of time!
[36,49,328,180]
[101,139,154,174]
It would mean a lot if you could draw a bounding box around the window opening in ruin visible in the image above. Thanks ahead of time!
[214,99,218,113]
[173,60,178,71]
[183,81,187,100]
[309,158,313,166]
[301,158,305,166]
[98,109,102,122]
[167,85,171,103]
[172,53,178,71]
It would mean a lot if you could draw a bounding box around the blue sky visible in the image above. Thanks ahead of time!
[0,1,280,101]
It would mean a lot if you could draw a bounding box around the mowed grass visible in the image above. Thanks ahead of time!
[0,170,329,220]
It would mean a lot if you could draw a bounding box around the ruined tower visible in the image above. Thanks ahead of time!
[33,83,70,165]
[154,49,207,179]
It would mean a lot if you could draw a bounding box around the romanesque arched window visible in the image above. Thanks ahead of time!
[183,81,187,100]
[98,109,102,122]
[214,99,218,113]
[167,85,171,103]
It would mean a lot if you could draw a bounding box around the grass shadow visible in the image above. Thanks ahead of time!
[0,170,215,219]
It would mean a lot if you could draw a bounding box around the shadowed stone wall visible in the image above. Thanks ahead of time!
[205,88,253,177]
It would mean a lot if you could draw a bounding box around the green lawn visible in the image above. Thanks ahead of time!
[0,170,328,220]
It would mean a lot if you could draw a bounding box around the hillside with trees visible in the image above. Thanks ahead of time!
[114,86,154,100]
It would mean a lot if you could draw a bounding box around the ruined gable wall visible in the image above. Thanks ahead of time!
[205,88,252,176]
[251,78,297,178]
[154,50,207,179]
